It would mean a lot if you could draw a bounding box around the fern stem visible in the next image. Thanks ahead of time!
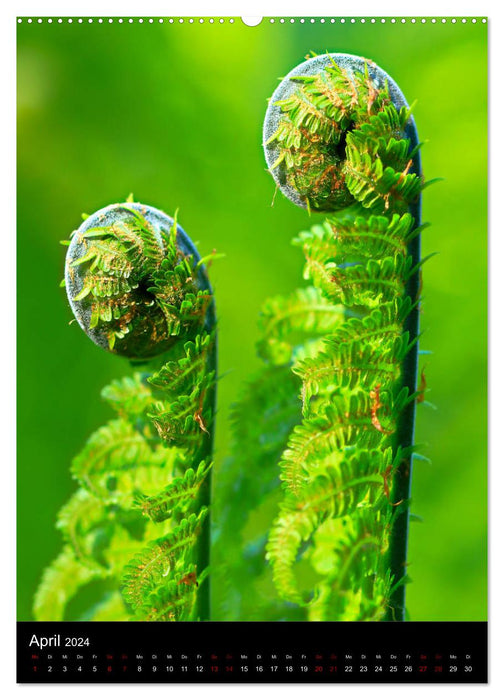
[194,299,218,622]
[386,194,421,621]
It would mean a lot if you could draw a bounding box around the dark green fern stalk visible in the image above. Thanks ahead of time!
[34,199,217,622]
[387,192,421,621]
[261,53,432,621]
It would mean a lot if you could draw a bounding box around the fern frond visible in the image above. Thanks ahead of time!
[148,333,213,393]
[294,335,407,406]
[267,449,389,603]
[308,255,411,308]
[101,373,152,418]
[257,286,345,365]
[345,142,422,214]
[70,418,174,504]
[70,235,135,279]
[229,367,300,456]
[33,546,103,621]
[310,505,396,620]
[213,362,304,621]
[325,300,412,346]
[131,573,199,621]
[148,270,212,339]
[120,205,166,265]
[295,212,419,264]
[56,489,110,568]
[274,90,343,143]
[260,53,427,622]
[134,461,212,522]
[310,528,389,620]
[36,201,217,623]
[348,103,409,151]
[148,378,215,448]
[280,392,396,494]
[121,510,207,609]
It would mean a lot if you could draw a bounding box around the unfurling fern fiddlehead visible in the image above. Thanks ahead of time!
[262,53,432,621]
[34,199,217,621]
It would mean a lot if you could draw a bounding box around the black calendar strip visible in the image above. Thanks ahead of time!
[17,621,487,683]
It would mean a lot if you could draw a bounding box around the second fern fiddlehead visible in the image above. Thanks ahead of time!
[35,200,217,621]
[262,53,430,621]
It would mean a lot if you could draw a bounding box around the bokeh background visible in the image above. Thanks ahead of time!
[17,17,487,621]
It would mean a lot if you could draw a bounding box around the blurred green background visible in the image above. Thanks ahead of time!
[17,17,487,621]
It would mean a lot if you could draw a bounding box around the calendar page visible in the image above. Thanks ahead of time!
[16,14,488,684]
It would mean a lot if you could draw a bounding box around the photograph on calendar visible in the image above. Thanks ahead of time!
[16,15,488,683]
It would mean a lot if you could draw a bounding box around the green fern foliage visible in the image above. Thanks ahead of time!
[134,461,212,523]
[267,449,391,604]
[33,546,103,622]
[257,208,420,618]
[260,55,427,620]
[121,510,207,611]
[213,364,304,621]
[257,286,345,365]
[34,202,216,621]
[213,54,427,622]
[266,60,419,213]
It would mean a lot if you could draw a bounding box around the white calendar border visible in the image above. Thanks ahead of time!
[2,1,501,698]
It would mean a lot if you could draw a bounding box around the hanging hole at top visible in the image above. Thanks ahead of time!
[241,17,263,26]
